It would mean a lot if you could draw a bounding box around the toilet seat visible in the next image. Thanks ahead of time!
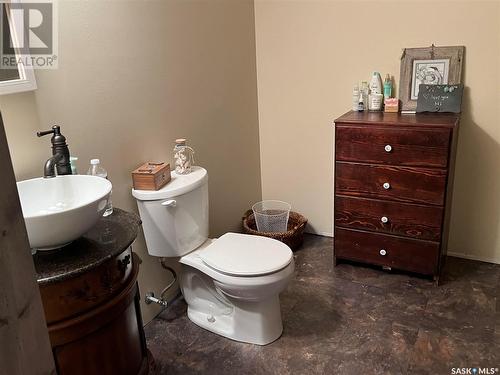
[198,233,293,277]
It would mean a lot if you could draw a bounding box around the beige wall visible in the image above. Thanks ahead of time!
[2,0,500,328]
[254,1,500,263]
[1,0,261,322]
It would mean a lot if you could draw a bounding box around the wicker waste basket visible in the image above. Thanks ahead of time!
[242,210,307,250]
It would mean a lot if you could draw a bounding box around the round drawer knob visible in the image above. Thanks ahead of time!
[383,182,390,190]
[384,145,392,152]
[379,249,387,256]
[381,216,389,223]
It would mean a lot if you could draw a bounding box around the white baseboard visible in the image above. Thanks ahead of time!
[447,251,500,265]
[304,229,333,237]
[302,231,500,265]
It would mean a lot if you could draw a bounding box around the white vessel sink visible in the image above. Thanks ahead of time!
[17,175,112,251]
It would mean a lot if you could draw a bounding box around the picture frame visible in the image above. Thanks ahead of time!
[398,45,464,112]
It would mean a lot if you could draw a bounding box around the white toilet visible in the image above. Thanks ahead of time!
[132,166,294,345]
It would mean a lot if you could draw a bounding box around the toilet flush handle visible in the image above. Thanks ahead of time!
[161,199,177,207]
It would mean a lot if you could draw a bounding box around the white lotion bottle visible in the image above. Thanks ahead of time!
[369,72,383,94]
[369,72,383,111]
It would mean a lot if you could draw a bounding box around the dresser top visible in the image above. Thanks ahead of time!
[335,111,460,128]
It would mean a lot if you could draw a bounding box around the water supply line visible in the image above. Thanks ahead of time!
[144,292,168,307]
[144,258,178,307]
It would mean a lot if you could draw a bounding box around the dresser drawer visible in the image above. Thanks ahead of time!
[335,196,443,241]
[335,125,451,167]
[335,228,439,275]
[335,162,447,206]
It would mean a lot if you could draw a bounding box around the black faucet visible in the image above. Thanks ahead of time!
[37,125,72,178]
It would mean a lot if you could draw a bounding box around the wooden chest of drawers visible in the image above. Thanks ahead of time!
[333,111,460,280]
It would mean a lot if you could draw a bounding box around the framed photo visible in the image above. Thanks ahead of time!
[399,45,464,112]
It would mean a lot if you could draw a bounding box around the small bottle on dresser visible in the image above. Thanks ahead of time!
[361,81,369,110]
[368,72,383,111]
[357,90,365,111]
[383,74,392,98]
[369,72,382,94]
[352,84,360,111]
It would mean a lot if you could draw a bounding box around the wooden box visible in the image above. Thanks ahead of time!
[132,162,171,190]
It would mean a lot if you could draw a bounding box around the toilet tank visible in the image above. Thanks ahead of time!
[132,166,209,257]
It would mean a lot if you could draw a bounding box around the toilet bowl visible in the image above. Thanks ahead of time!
[132,167,294,345]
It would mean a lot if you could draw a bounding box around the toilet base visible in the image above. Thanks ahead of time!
[185,295,283,345]
[179,251,293,346]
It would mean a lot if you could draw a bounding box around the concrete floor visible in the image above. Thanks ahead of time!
[145,234,500,375]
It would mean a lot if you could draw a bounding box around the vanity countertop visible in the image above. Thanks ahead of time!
[33,208,141,285]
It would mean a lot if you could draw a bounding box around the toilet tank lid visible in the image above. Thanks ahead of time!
[132,166,207,200]
[199,233,293,276]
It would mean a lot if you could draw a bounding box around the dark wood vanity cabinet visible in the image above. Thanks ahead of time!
[34,209,149,375]
[333,111,460,280]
